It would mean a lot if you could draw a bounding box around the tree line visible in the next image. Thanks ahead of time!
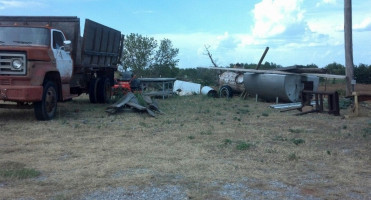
[120,34,371,85]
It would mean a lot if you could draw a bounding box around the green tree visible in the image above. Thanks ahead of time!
[354,64,371,84]
[244,63,257,69]
[177,68,218,86]
[228,62,282,69]
[154,39,179,67]
[324,62,345,75]
[150,39,179,77]
[121,33,157,75]
[305,63,319,68]
[177,68,198,81]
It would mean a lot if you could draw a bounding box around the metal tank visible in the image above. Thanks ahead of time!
[243,73,319,102]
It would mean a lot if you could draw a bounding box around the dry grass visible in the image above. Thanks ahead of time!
[0,93,370,199]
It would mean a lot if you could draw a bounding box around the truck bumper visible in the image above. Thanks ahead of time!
[0,86,43,102]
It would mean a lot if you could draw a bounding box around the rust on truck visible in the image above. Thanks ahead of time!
[0,16,124,120]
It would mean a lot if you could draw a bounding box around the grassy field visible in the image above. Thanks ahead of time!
[0,93,370,199]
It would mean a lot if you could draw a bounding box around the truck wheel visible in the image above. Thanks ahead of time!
[89,78,100,103]
[97,77,112,103]
[219,85,233,98]
[34,81,58,120]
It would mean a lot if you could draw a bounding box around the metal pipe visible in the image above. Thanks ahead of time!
[201,86,217,97]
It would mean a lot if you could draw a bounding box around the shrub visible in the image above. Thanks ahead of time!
[236,141,253,150]
[200,130,213,135]
[363,128,371,138]
[289,128,304,134]
[290,138,305,146]
[273,136,287,141]
[223,139,232,145]
[188,136,195,140]
[288,153,299,161]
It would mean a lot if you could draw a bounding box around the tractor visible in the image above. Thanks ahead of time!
[112,71,141,95]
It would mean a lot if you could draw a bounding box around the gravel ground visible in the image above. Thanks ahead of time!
[78,177,370,200]
[80,185,188,200]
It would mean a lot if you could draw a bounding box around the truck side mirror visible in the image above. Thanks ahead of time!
[63,40,72,52]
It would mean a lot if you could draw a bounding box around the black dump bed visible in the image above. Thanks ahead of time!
[81,19,123,69]
[0,16,123,69]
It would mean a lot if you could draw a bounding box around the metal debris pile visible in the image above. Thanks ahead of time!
[106,92,162,117]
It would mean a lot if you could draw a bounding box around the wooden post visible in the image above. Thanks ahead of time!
[344,0,354,96]
[256,47,269,70]
[352,92,359,116]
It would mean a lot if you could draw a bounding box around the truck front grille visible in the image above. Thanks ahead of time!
[0,53,27,75]
[0,79,11,85]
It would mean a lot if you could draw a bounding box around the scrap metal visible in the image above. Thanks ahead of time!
[106,92,162,117]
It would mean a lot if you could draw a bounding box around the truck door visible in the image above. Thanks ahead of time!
[51,30,73,83]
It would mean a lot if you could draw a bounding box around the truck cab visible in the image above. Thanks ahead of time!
[0,16,123,120]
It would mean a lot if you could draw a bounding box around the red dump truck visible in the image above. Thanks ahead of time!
[0,16,123,120]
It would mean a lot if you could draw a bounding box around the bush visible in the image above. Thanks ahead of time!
[290,138,305,146]
[236,141,253,150]
[223,139,232,145]
[288,153,299,161]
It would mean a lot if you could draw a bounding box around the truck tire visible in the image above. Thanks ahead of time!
[89,77,100,103]
[34,81,58,120]
[97,77,112,103]
[219,85,233,98]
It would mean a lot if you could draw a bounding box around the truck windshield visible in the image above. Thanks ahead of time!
[0,27,50,46]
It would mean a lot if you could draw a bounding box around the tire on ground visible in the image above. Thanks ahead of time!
[89,77,100,103]
[97,77,112,103]
[34,81,58,120]
[219,85,233,98]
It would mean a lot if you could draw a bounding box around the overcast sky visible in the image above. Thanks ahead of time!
[1,0,370,68]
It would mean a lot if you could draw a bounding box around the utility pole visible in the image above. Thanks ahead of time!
[344,0,354,96]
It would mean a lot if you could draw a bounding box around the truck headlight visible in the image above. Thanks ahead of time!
[11,59,23,70]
